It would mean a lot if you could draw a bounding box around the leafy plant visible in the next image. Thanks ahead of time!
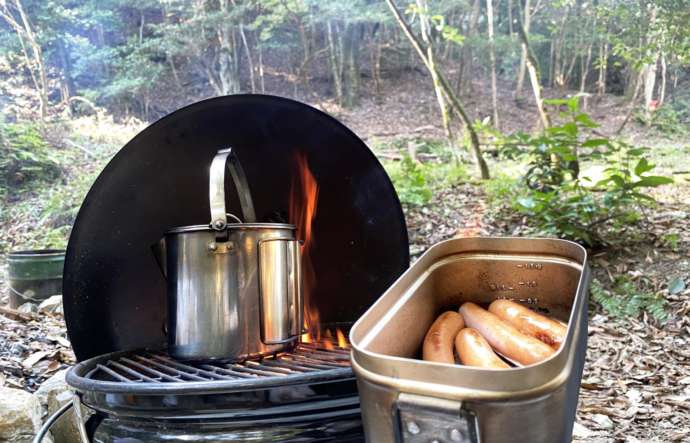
[660,232,681,251]
[385,154,432,206]
[591,277,669,324]
[0,121,61,198]
[495,97,673,247]
[636,104,689,137]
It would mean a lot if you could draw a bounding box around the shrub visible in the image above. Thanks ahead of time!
[0,121,61,198]
[385,154,432,206]
[495,97,673,247]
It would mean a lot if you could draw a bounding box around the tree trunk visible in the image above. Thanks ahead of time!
[579,39,593,95]
[385,0,490,179]
[416,0,452,138]
[517,22,550,129]
[616,71,644,134]
[258,44,265,93]
[343,24,361,108]
[514,0,531,100]
[642,57,658,125]
[239,25,255,93]
[658,53,666,107]
[597,42,608,96]
[486,0,500,128]
[508,0,514,35]
[457,0,481,95]
[327,21,343,106]
[0,0,49,119]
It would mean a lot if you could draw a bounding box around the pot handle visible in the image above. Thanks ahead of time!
[394,393,479,443]
[209,147,256,230]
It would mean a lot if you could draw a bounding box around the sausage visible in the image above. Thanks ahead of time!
[422,311,465,364]
[488,299,566,350]
[459,302,555,366]
[455,328,510,369]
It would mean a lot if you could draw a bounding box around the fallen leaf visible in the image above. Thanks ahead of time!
[22,350,49,369]
[47,335,71,347]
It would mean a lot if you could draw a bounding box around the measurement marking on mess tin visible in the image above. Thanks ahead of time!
[518,280,538,288]
[489,283,515,291]
[516,263,543,270]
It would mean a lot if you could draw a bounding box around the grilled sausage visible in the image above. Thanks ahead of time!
[422,311,465,364]
[488,299,566,350]
[459,302,555,366]
[455,328,510,369]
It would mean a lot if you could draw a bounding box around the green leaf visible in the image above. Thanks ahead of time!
[668,277,685,295]
[633,176,673,187]
[634,158,655,176]
[562,122,578,137]
[582,138,609,147]
[574,113,599,128]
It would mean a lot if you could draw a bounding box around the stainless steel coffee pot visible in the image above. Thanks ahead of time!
[154,148,303,361]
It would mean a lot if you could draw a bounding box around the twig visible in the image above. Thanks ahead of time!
[64,139,99,158]
[0,306,37,322]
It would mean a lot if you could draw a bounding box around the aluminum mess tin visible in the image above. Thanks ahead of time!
[350,237,590,443]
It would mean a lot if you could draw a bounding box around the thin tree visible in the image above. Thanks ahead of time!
[514,0,532,101]
[384,0,490,179]
[486,0,500,128]
[516,21,550,129]
[415,0,452,138]
[0,0,49,119]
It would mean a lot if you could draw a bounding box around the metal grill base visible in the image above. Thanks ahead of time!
[87,342,350,386]
[66,338,361,439]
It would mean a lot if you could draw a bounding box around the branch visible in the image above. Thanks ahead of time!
[384,0,490,179]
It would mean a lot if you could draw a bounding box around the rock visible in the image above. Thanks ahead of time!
[17,302,39,314]
[591,413,614,430]
[0,386,42,442]
[38,295,63,314]
[35,369,81,443]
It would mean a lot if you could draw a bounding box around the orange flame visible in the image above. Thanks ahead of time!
[289,151,321,341]
[336,329,348,348]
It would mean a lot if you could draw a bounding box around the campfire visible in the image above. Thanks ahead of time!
[289,151,349,348]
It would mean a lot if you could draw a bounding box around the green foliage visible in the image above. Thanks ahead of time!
[385,154,432,206]
[636,102,689,137]
[0,121,61,198]
[381,138,470,207]
[591,277,669,324]
[494,97,673,247]
[659,232,681,251]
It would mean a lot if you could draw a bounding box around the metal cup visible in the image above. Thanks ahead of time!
[155,148,303,361]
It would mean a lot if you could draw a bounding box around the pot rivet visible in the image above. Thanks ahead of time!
[450,428,463,441]
[207,241,217,251]
[406,421,420,435]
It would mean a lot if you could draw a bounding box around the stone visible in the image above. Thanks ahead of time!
[35,369,81,443]
[17,302,39,314]
[38,295,63,314]
[591,413,614,430]
[0,386,42,442]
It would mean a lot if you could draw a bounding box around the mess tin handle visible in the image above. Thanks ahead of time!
[209,147,257,230]
[395,393,480,443]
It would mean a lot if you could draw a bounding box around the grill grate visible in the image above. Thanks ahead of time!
[85,340,351,384]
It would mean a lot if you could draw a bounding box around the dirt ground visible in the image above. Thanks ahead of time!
[1,71,689,441]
